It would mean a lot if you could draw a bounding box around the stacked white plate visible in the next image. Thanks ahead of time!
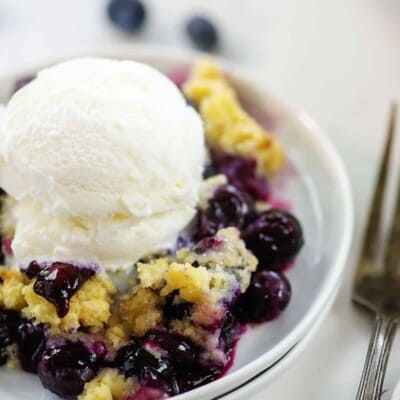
[0,46,353,399]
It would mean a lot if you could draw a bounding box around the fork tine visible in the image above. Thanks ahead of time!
[383,103,399,273]
[361,103,397,263]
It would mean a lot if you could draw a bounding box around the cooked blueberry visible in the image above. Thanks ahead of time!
[38,341,102,399]
[0,309,20,365]
[115,344,178,395]
[32,262,96,318]
[163,294,191,321]
[87,341,107,359]
[209,151,269,201]
[23,260,44,279]
[16,321,46,373]
[197,184,252,239]
[107,0,146,32]
[144,331,201,368]
[219,310,241,352]
[234,270,291,323]
[186,16,218,51]
[244,209,303,268]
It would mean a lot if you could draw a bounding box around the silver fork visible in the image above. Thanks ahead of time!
[353,103,399,400]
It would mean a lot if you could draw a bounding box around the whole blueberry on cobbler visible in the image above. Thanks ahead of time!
[145,330,201,368]
[38,341,102,399]
[0,309,20,365]
[244,209,303,269]
[163,294,192,320]
[16,321,46,373]
[197,184,252,239]
[208,151,269,201]
[219,310,241,352]
[235,270,291,323]
[115,343,178,395]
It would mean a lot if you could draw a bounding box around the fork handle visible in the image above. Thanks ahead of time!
[356,314,398,400]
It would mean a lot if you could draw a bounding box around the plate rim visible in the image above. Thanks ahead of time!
[0,44,354,400]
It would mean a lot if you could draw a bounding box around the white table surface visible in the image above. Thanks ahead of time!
[0,0,400,399]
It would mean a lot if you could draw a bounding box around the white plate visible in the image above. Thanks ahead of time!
[220,282,339,399]
[0,45,354,399]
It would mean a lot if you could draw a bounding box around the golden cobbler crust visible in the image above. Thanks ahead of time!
[183,59,284,174]
[79,369,136,400]
[0,267,27,310]
[22,273,115,332]
[119,286,165,337]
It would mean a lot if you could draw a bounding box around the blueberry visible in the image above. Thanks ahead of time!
[163,294,191,321]
[186,16,219,51]
[144,330,201,368]
[208,151,269,201]
[29,261,96,318]
[244,209,303,269]
[38,341,103,399]
[16,321,46,373]
[196,184,252,239]
[115,343,178,395]
[144,330,224,393]
[234,270,291,323]
[219,311,241,352]
[0,309,20,365]
[23,260,43,279]
[107,0,146,32]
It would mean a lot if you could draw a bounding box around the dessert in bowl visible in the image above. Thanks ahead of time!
[0,48,352,400]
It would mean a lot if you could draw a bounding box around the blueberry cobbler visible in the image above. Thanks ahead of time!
[0,58,303,399]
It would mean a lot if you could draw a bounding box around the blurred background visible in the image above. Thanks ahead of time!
[0,0,400,399]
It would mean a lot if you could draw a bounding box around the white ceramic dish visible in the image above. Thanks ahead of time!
[0,45,353,400]
[221,283,338,399]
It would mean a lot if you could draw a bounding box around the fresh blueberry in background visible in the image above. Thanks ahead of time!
[186,16,219,51]
[107,0,146,32]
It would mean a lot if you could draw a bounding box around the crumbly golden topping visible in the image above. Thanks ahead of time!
[105,315,129,348]
[119,286,164,337]
[0,267,27,310]
[160,262,214,303]
[177,227,258,292]
[79,369,136,400]
[183,59,284,174]
[22,273,115,332]
[136,257,170,290]
[137,228,256,311]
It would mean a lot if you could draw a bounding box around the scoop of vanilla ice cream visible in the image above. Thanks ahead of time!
[0,58,205,270]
